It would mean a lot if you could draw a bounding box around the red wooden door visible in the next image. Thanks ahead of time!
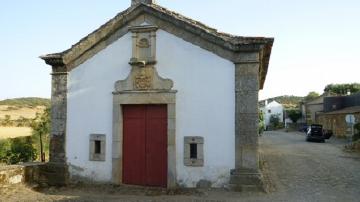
[123,105,167,187]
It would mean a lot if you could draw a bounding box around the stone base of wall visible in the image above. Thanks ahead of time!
[0,165,24,185]
[38,162,69,186]
[0,162,69,187]
[229,168,264,192]
[0,163,45,186]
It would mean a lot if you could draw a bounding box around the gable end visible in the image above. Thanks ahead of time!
[40,3,273,89]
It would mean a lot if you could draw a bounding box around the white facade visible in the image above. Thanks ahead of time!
[66,29,235,187]
[262,101,284,127]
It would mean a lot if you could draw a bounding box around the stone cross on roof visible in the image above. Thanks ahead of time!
[131,0,156,6]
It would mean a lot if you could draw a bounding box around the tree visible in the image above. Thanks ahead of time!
[304,91,320,102]
[31,107,50,162]
[287,110,302,123]
[324,83,360,95]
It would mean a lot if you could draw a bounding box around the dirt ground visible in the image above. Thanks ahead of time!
[0,183,269,202]
[1,131,360,202]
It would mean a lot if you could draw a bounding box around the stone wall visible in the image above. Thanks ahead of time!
[0,163,45,186]
[0,165,24,185]
[317,113,360,138]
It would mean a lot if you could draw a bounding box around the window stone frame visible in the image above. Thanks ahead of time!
[89,134,106,161]
[184,136,204,167]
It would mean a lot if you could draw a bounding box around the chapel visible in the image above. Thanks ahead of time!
[41,0,273,190]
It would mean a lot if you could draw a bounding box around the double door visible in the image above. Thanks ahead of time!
[122,105,167,187]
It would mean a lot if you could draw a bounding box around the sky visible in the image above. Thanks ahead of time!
[0,0,359,100]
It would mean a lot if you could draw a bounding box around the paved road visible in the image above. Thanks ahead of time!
[260,131,360,202]
[2,131,360,201]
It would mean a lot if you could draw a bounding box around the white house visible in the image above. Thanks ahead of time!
[40,0,273,190]
[261,101,284,128]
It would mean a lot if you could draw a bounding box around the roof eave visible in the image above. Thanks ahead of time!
[259,38,274,90]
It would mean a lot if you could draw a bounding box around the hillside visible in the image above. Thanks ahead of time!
[0,97,50,120]
[259,95,304,109]
[0,97,50,139]
[0,97,50,108]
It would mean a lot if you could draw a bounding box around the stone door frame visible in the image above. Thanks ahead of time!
[112,90,177,188]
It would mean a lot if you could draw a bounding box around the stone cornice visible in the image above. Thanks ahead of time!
[40,55,65,66]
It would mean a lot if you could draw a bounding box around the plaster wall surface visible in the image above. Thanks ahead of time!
[66,33,132,182]
[66,29,235,187]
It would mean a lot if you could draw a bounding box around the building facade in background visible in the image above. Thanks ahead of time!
[318,92,360,137]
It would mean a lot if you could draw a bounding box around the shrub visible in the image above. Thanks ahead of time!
[0,139,11,164]
[0,137,37,165]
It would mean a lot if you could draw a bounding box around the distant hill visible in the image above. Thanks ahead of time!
[0,97,49,139]
[0,97,50,108]
[259,95,304,109]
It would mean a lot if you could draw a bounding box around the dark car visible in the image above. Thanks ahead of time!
[306,124,326,142]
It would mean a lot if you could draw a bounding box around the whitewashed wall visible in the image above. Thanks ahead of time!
[66,29,235,187]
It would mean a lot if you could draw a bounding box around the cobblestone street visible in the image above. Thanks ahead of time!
[259,131,360,201]
[1,131,360,201]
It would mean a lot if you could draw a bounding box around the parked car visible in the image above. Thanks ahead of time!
[306,124,326,142]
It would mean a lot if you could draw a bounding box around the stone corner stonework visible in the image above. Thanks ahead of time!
[41,65,70,186]
[231,61,264,192]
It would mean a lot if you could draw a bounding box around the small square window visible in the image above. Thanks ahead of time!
[184,137,204,167]
[89,134,106,161]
